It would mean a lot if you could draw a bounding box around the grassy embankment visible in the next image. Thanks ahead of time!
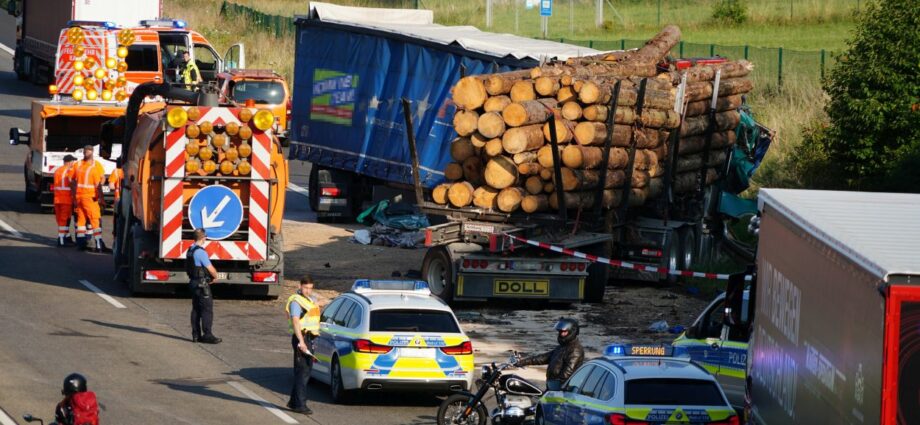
[167,0,857,189]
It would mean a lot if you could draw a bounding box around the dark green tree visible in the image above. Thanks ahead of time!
[820,0,919,191]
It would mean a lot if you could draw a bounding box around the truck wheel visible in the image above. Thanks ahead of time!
[129,242,142,295]
[679,226,698,271]
[24,171,39,202]
[583,242,610,303]
[422,246,455,302]
[665,229,682,284]
[14,50,28,81]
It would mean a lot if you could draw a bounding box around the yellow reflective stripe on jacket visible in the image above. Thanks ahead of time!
[285,293,319,334]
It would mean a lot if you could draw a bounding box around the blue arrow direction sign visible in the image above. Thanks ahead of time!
[187,184,244,241]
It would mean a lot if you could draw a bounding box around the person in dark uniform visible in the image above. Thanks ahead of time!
[186,228,221,344]
[285,276,320,415]
[515,318,585,391]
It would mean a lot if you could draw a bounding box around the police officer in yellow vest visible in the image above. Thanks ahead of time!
[180,50,202,87]
[285,276,320,415]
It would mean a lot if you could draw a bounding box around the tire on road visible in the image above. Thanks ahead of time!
[436,393,487,425]
[422,246,455,302]
[330,357,353,404]
[582,241,610,303]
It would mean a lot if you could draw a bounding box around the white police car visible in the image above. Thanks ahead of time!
[537,344,739,424]
[310,280,475,402]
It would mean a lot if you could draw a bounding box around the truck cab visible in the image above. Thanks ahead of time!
[216,69,290,140]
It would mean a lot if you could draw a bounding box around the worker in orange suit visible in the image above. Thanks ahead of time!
[108,164,123,236]
[71,145,108,253]
[53,155,77,247]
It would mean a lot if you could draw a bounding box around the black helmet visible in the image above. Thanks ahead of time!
[555,318,580,344]
[62,373,87,396]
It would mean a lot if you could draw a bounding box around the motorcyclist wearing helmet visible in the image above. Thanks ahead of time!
[54,373,98,425]
[514,318,585,391]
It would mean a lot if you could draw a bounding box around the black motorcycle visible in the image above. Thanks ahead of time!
[437,354,543,425]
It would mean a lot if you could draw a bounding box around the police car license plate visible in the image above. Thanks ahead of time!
[217,272,228,280]
[400,348,435,358]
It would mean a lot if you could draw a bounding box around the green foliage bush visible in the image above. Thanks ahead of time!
[819,0,920,191]
[711,0,748,25]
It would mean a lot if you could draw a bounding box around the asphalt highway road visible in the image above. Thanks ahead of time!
[0,13,440,425]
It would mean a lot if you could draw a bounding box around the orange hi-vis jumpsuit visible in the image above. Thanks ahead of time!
[72,159,105,247]
[52,162,75,243]
[108,168,123,202]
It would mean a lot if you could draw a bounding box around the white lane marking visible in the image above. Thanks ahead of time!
[227,381,298,424]
[0,42,13,56]
[78,279,127,309]
[0,218,24,239]
[0,405,18,425]
[287,182,309,198]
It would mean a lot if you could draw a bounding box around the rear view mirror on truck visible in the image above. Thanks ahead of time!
[9,128,30,146]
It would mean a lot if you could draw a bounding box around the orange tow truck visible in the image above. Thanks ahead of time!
[105,83,288,297]
[10,20,244,210]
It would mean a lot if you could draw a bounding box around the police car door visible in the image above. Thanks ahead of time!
[559,364,595,425]
[314,298,345,379]
[569,366,616,425]
[715,291,750,408]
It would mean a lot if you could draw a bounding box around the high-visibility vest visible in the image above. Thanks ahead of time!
[53,162,74,204]
[286,293,320,335]
[183,62,200,84]
[72,159,104,199]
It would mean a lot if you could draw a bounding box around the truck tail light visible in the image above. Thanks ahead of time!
[577,262,587,271]
[320,187,340,197]
[252,271,277,282]
[353,339,392,354]
[440,341,473,355]
[462,259,471,268]
[606,413,649,425]
[286,99,292,122]
[477,260,488,268]
[144,270,169,281]
[641,248,663,257]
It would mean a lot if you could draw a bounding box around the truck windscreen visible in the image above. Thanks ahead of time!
[231,81,285,105]
[625,378,725,406]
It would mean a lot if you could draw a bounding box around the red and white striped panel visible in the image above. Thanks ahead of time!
[159,106,273,261]
[55,30,111,94]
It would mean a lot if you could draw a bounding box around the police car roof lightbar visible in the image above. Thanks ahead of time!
[66,20,118,29]
[351,279,431,295]
[604,344,689,358]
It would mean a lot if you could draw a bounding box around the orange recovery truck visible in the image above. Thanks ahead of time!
[105,82,288,297]
[10,20,243,210]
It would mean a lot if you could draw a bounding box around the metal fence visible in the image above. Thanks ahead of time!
[219,0,838,88]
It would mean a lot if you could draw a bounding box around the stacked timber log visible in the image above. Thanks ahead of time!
[435,25,754,214]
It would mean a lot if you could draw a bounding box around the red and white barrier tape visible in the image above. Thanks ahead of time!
[502,233,752,281]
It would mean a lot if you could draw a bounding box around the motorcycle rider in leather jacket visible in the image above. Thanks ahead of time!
[515,318,585,391]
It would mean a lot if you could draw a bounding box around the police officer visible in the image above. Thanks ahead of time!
[180,50,202,86]
[515,318,585,391]
[285,276,320,415]
[186,228,221,344]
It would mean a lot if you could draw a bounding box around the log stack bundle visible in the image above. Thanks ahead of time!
[436,25,753,214]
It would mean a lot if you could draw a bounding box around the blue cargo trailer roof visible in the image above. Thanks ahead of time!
[303,2,601,64]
